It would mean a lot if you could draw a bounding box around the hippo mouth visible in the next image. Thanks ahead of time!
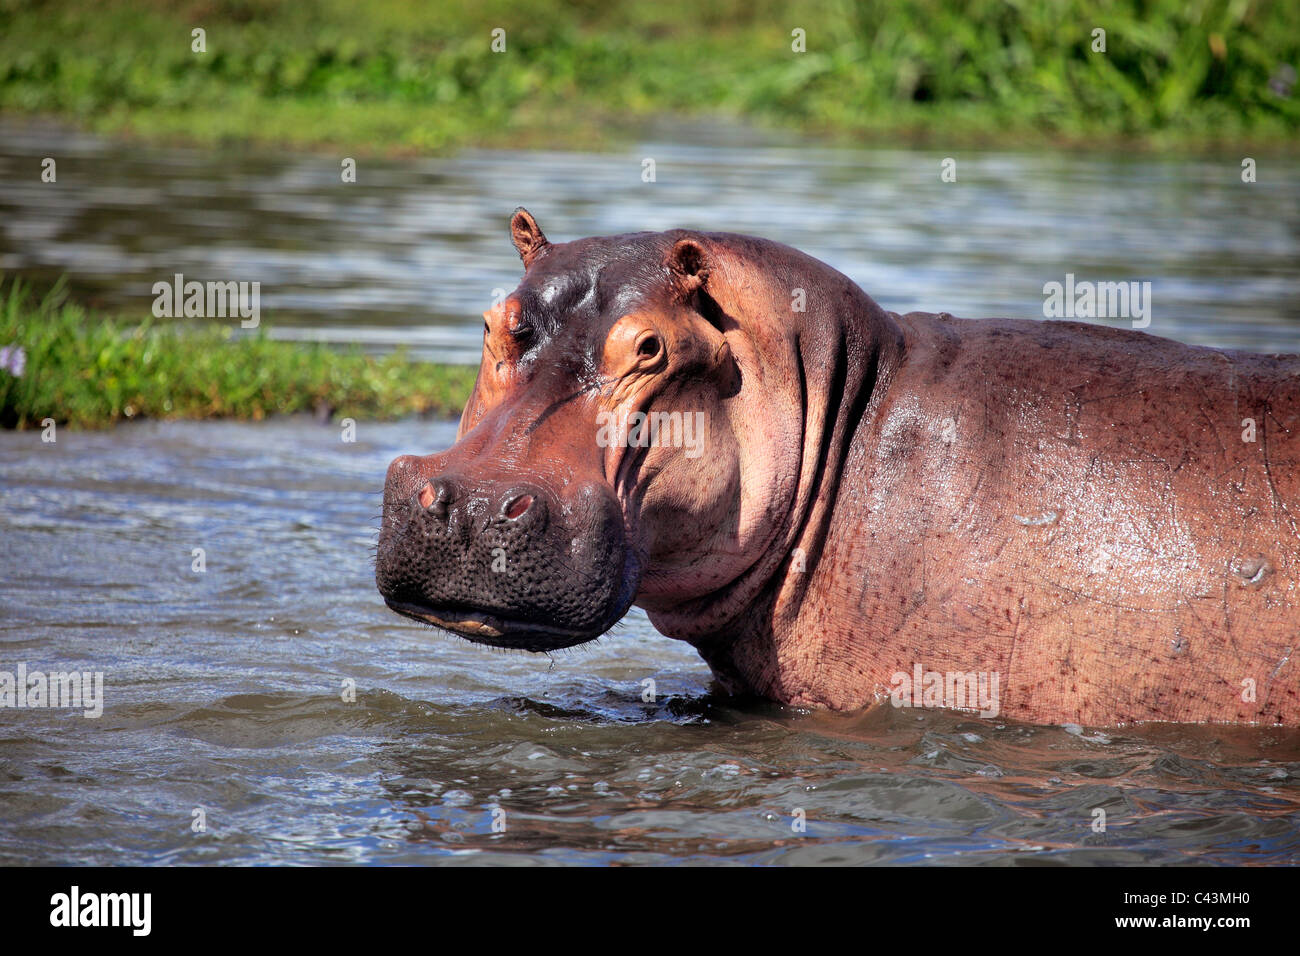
[383,598,600,651]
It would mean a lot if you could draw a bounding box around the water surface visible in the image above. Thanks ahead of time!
[1,122,1298,864]
[1,119,1298,362]
[1,418,1297,865]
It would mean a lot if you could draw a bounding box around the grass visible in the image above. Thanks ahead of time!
[0,0,1296,154]
[0,278,478,429]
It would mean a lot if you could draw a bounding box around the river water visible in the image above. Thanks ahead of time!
[0,122,1298,864]
[1,118,1298,360]
[3,417,1299,865]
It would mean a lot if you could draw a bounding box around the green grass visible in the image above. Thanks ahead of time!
[0,278,477,429]
[0,0,1296,153]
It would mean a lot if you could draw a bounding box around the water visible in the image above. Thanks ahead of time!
[1,417,1298,865]
[1,121,1299,864]
[1,118,1298,363]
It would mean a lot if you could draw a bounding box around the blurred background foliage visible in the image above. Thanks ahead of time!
[0,0,1296,152]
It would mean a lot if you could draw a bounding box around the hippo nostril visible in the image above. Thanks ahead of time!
[504,494,534,520]
[417,478,453,518]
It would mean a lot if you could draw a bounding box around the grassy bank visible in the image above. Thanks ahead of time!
[0,0,1296,153]
[0,279,477,429]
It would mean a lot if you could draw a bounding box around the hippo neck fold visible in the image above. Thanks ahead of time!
[641,240,906,661]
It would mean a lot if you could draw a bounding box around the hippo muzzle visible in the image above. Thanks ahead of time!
[376,451,635,650]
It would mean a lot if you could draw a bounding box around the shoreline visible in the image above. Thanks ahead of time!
[0,280,476,431]
[3,103,1297,161]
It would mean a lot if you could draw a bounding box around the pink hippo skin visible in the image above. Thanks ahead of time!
[377,210,1300,726]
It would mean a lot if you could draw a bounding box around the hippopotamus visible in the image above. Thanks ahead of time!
[376,209,1300,726]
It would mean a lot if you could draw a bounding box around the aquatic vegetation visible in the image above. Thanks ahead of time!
[0,277,477,429]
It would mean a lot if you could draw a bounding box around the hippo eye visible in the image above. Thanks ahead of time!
[637,335,662,359]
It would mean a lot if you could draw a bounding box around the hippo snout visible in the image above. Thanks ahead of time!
[375,454,636,651]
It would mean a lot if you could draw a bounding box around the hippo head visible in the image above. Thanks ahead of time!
[376,209,882,653]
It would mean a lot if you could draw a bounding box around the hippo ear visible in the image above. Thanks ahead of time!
[666,237,711,296]
[510,207,550,270]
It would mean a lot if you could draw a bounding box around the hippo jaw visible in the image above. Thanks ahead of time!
[384,601,606,651]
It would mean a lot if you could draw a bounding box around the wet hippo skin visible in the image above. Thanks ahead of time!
[377,209,1299,726]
